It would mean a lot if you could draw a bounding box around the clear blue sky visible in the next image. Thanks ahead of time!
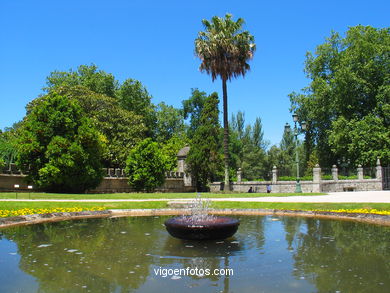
[0,0,388,145]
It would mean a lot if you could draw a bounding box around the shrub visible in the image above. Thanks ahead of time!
[125,138,168,192]
[17,93,105,193]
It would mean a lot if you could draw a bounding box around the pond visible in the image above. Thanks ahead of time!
[0,216,389,293]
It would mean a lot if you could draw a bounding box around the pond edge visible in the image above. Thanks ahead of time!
[1,208,390,228]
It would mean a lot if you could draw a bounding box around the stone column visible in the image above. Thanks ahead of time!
[237,168,242,183]
[331,165,338,181]
[376,158,382,180]
[272,166,278,184]
[312,164,321,192]
[313,164,321,182]
[357,164,364,180]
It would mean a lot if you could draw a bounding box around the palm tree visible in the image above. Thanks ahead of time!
[195,13,256,191]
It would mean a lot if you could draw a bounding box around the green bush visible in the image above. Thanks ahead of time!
[338,175,372,180]
[338,175,358,180]
[278,176,313,181]
[125,138,169,192]
[278,176,296,181]
[17,93,105,193]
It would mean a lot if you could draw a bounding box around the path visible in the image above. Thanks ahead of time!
[1,191,389,203]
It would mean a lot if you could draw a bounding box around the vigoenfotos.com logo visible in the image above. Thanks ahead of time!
[154,267,234,278]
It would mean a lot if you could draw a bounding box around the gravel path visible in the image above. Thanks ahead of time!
[1,191,389,203]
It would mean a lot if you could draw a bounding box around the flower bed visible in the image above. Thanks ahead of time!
[0,207,105,218]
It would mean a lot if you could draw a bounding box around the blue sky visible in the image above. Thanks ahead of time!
[0,0,388,145]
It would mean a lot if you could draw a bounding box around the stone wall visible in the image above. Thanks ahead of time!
[0,175,196,193]
[87,177,195,193]
[0,174,31,192]
[210,163,384,193]
[320,179,382,192]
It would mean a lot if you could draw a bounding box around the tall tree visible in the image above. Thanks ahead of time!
[116,79,156,135]
[231,111,245,140]
[195,13,256,191]
[229,112,268,180]
[182,88,208,139]
[279,128,297,176]
[187,93,222,191]
[252,117,267,150]
[290,25,390,166]
[0,122,21,171]
[155,102,185,142]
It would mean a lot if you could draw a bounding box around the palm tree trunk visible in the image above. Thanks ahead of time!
[222,78,230,191]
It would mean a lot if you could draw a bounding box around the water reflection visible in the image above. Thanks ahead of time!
[290,218,390,293]
[0,215,389,293]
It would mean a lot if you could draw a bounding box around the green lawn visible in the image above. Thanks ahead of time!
[211,201,390,211]
[0,201,389,213]
[0,201,168,211]
[0,192,325,200]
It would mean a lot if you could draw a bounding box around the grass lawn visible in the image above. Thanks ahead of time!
[211,201,390,211]
[0,201,168,211]
[0,192,325,200]
[0,201,389,214]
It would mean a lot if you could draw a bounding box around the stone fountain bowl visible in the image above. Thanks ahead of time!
[164,216,240,240]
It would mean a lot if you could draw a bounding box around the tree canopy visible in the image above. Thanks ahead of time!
[27,85,147,167]
[17,93,105,193]
[43,64,156,136]
[289,25,390,166]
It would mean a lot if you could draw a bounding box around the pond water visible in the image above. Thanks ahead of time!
[0,216,389,293]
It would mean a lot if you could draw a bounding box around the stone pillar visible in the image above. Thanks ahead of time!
[313,164,321,182]
[312,164,321,192]
[331,165,338,181]
[272,166,278,184]
[109,168,114,177]
[237,168,242,183]
[357,164,364,180]
[376,158,382,180]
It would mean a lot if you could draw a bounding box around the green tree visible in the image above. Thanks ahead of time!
[195,13,256,190]
[231,111,245,140]
[0,122,21,171]
[290,25,390,166]
[160,135,189,171]
[187,93,222,191]
[125,138,168,192]
[155,102,185,142]
[27,85,147,168]
[45,64,118,97]
[182,88,208,138]
[116,79,156,135]
[44,64,157,137]
[230,112,268,180]
[329,115,390,165]
[17,93,105,193]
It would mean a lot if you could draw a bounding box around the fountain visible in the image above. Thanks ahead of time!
[164,194,239,240]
